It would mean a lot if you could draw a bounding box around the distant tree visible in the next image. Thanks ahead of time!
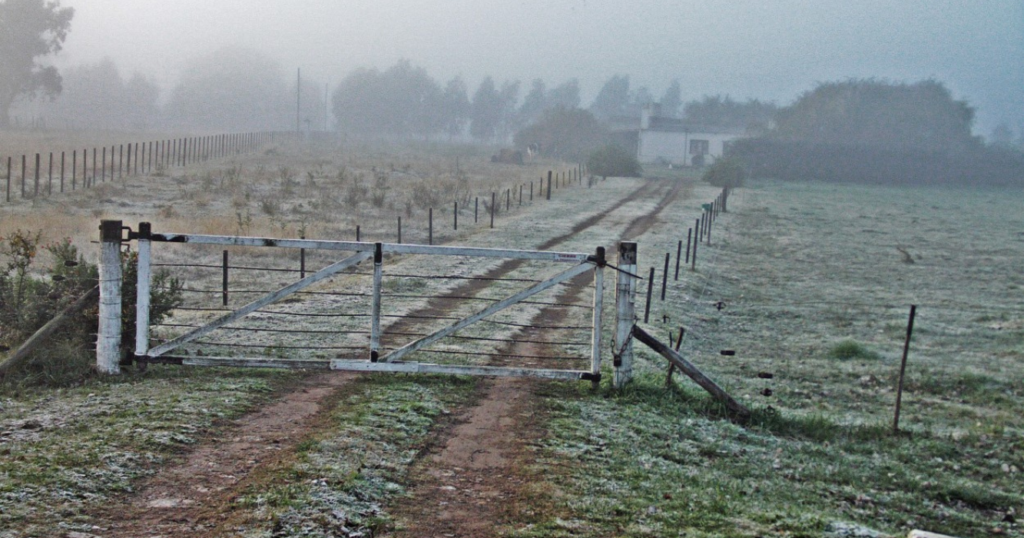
[31,58,160,130]
[0,0,74,128]
[547,78,581,110]
[470,76,501,142]
[519,78,548,127]
[496,79,521,141]
[659,79,682,118]
[771,79,977,154]
[513,107,607,161]
[587,144,642,178]
[331,60,443,138]
[589,75,631,120]
[702,156,747,188]
[166,47,290,131]
[684,95,777,131]
[440,76,470,140]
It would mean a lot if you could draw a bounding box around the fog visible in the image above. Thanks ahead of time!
[24,0,1024,135]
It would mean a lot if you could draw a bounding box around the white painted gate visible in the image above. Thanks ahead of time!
[118,221,609,382]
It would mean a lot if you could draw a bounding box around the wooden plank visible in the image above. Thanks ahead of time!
[382,243,588,263]
[383,261,595,363]
[149,233,371,252]
[632,325,751,419]
[331,360,593,380]
[146,250,372,357]
[146,234,587,263]
[150,356,333,370]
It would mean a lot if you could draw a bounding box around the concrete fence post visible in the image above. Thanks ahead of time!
[97,220,123,374]
[613,242,638,389]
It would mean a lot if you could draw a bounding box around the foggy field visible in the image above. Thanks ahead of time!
[0,137,1021,538]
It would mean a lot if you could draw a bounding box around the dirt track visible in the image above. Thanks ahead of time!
[384,178,686,537]
[81,177,684,538]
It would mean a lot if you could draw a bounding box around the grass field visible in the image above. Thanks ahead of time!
[0,137,1021,537]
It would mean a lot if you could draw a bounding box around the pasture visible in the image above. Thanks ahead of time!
[0,136,1021,538]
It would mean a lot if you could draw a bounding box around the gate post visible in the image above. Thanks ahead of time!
[97,220,123,374]
[370,243,383,362]
[134,222,152,360]
[590,246,605,387]
[613,242,637,389]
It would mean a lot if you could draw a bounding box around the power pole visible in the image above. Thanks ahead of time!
[296,68,302,135]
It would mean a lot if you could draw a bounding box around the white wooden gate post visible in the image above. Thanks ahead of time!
[134,222,152,360]
[97,220,123,374]
[590,246,605,387]
[370,242,383,362]
[613,242,637,389]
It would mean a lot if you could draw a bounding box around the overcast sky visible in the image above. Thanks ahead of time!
[57,0,1023,135]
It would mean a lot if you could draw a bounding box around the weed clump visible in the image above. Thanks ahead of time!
[828,339,880,361]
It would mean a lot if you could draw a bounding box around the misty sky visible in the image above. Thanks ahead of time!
[57,0,1023,135]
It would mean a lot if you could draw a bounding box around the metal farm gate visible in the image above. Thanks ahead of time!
[97,220,621,383]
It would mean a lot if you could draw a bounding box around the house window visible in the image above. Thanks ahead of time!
[690,139,709,155]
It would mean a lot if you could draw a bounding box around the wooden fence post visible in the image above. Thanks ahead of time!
[222,250,229,306]
[454,201,458,231]
[429,207,433,245]
[613,242,638,389]
[674,240,682,281]
[370,243,383,362]
[661,252,670,300]
[644,267,655,323]
[490,192,495,228]
[5,156,10,202]
[546,170,552,200]
[97,220,123,374]
[893,305,918,434]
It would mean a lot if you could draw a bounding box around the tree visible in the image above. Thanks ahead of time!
[589,75,631,120]
[0,0,74,128]
[771,79,977,155]
[990,123,1014,147]
[660,79,682,118]
[470,76,501,142]
[684,95,777,131]
[28,58,160,130]
[440,76,470,140]
[513,107,608,161]
[587,144,642,178]
[496,79,521,141]
[518,78,548,126]
[331,60,444,138]
[165,47,291,131]
[702,156,747,188]
[547,78,581,110]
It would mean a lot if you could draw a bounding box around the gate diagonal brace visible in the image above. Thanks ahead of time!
[631,325,751,420]
[382,260,596,364]
[146,250,373,358]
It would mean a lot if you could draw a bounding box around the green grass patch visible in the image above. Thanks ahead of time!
[828,339,882,361]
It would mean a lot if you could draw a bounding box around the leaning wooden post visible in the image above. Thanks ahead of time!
[97,220,123,375]
[590,246,606,388]
[370,243,383,362]
[893,304,917,434]
[134,222,152,361]
[613,242,638,389]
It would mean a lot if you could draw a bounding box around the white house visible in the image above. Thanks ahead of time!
[635,104,747,166]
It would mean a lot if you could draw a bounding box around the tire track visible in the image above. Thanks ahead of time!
[385,178,688,538]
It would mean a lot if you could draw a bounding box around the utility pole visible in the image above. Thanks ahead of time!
[324,82,329,131]
[296,68,302,135]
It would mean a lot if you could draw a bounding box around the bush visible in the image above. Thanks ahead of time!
[0,232,183,387]
[702,156,747,188]
[828,339,880,361]
[587,144,642,178]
